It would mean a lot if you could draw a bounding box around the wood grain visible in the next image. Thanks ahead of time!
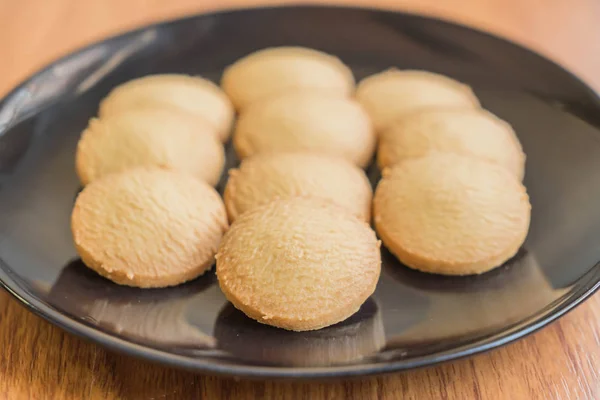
[1,1,600,399]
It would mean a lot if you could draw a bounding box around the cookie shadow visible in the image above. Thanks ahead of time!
[213,298,385,367]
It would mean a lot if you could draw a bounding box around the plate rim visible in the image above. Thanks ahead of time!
[1,4,600,379]
[2,261,600,379]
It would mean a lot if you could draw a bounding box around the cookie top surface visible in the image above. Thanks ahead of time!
[216,197,381,331]
[71,168,228,288]
[356,69,480,131]
[75,107,225,186]
[374,153,531,275]
[233,91,375,167]
[378,108,525,180]
[221,46,355,109]
[224,152,372,222]
[99,74,234,142]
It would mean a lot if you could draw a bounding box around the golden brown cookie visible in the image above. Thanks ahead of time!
[233,91,375,167]
[216,197,381,331]
[99,74,234,142]
[71,167,228,288]
[75,107,225,186]
[224,152,372,222]
[374,153,531,275]
[378,108,525,180]
[221,46,354,109]
[356,69,480,132]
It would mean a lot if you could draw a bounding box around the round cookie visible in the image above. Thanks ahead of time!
[233,91,375,167]
[216,197,381,331]
[71,168,228,288]
[76,107,225,186]
[378,108,525,180]
[221,46,355,109]
[224,152,372,222]
[356,69,480,132]
[99,74,234,142]
[374,153,531,275]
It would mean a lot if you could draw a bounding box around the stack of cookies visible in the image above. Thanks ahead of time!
[71,46,531,332]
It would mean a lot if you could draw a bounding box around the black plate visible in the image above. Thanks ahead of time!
[1,5,600,379]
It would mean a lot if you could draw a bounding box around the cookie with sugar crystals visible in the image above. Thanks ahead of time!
[374,153,531,275]
[99,74,234,142]
[216,197,381,331]
[76,107,225,186]
[233,91,375,168]
[378,108,525,180]
[71,167,228,288]
[224,152,372,222]
[356,69,480,132]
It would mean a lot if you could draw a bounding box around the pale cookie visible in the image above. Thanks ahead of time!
[221,46,354,109]
[224,152,372,222]
[356,69,480,132]
[378,108,526,180]
[374,153,531,275]
[71,168,228,288]
[216,198,381,331]
[76,107,225,186]
[233,91,375,167]
[99,74,234,142]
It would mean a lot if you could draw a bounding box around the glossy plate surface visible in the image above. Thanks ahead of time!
[1,6,600,379]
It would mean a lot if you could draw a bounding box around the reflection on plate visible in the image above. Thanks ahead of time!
[383,249,562,352]
[49,260,217,348]
[214,299,385,367]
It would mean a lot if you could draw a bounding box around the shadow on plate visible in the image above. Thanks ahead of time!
[380,246,563,348]
[48,259,217,349]
[382,247,537,293]
[213,298,385,367]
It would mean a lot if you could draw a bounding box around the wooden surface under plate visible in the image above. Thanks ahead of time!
[1,0,600,399]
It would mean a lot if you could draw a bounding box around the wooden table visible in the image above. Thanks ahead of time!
[1,1,600,398]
